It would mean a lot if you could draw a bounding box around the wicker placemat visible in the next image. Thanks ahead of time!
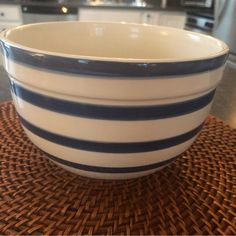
[0,102,236,235]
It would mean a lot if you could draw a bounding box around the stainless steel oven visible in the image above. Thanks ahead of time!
[181,0,213,8]
[185,12,214,34]
[213,0,236,62]
[183,0,214,34]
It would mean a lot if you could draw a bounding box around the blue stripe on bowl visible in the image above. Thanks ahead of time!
[19,114,203,153]
[44,150,178,173]
[11,81,215,121]
[2,43,228,77]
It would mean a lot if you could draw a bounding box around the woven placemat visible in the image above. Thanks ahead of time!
[0,102,236,235]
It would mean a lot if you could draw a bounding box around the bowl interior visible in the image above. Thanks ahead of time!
[4,21,227,61]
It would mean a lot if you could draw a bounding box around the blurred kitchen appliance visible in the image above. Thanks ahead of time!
[185,11,214,34]
[213,0,236,60]
[22,4,77,24]
[183,0,214,34]
[181,0,213,8]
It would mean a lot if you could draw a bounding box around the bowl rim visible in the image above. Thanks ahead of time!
[1,21,229,63]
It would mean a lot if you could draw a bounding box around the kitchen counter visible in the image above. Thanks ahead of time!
[0,62,236,128]
[0,0,185,11]
[211,61,236,128]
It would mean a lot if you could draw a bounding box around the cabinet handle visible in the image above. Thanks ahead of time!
[146,14,152,23]
[0,12,5,17]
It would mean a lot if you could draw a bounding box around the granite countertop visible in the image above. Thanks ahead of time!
[0,0,185,11]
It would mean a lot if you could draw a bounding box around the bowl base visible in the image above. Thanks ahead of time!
[49,158,176,180]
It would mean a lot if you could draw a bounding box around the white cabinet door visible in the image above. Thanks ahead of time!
[78,8,186,29]
[141,11,159,25]
[78,8,141,23]
[0,4,22,22]
[158,11,186,29]
[0,4,22,66]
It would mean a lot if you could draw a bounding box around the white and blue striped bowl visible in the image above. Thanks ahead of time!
[0,22,229,179]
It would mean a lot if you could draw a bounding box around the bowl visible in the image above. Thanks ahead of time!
[0,21,229,179]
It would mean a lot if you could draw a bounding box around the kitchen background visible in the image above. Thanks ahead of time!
[0,0,236,127]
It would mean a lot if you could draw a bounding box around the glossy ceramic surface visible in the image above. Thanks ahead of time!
[0,22,229,179]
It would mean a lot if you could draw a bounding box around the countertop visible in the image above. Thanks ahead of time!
[210,61,236,128]
[0,0,185,11]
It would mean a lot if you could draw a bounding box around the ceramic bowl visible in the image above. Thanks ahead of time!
[0,22,229,179]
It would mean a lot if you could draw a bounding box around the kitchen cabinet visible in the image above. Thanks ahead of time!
[78,8,142,23]
[158,11,186,28]
[0,4,22,65]
[141,11,186,28]
[78,8,186,29]
[141,11,160,25]
[22,13,77,24]
[0,4,22,22]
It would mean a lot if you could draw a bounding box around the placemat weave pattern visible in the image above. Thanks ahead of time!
[0,102,236,235]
